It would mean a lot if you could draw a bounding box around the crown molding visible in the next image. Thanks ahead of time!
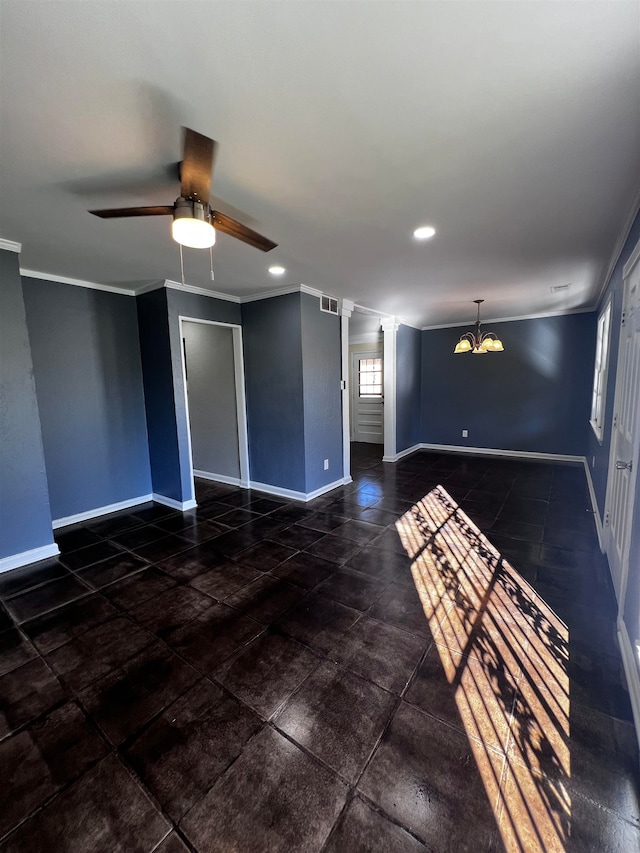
[595,186,640,309]
[164,279,241,302]
[20,269,136,296]
[0,238,21,253]
[421,305,595,331]
[397,319,422,331]
[240,283,323,303]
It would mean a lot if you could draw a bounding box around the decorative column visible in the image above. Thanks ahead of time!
[340,299,354,483]
[381,317,399,462]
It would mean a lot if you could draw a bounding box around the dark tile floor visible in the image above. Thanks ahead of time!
[1,444,639,851]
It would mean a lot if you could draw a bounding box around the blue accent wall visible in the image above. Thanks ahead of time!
[23,279,151,520]
[242,293,306,492]
[301,293,343,491]
[588,210,640,515]
[421,312,596,456]
[0,252,54,558]
[396,324,422,453]
[137,288,182,501]
[165,288,241,501]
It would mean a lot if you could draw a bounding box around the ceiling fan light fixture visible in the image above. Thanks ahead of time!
[172,199,216,249]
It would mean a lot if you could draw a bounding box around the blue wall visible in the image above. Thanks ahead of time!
[588,210,640,515]
[396,324,422,453]
[137,288,182,502]
[301,293,343,491]
[166,288,241,501]
[242,293,306,492]
[420,312,596,456]
[0,253,54,558]
[23,279,152,520]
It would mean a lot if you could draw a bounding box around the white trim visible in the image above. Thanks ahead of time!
[417,443,584,464]
[152,493,197,511]
[20,269,136,296]
[193,469,249,489]
[381,319,399,460]
[179,316,251,506]
[623,231,640,279]
[353,302,394,319]
[597,188,640,309]
[239,284,322,304]
[0,543,60,573]
[132,280,166,296]
[249,477,346,503]
[583,458,605,551]
[341,310,352,483]
[617,620,640,755]
[52,494,153,529]
[397,319,422,331]
[0,238,21,253]
[165,279,241,303]
[383,443,422,463]
[349,332,383,345]
[421,305,595,331]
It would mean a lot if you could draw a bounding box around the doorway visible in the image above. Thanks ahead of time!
[180,318,250,492]
[350,350,384,443]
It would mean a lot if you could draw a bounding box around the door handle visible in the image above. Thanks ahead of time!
[615,460,633,472]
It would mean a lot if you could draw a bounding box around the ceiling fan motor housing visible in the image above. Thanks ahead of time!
[174,197,211,224]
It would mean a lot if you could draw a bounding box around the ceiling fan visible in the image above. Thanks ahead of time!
[89,128,277,253]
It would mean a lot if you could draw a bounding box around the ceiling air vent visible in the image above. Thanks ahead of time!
[320,294,339,315]
[550,283,572,293]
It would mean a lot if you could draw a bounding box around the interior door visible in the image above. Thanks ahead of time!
[351,351,384,444]
[605,248,640,605]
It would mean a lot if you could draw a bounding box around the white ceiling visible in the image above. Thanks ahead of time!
[1,1,639,327]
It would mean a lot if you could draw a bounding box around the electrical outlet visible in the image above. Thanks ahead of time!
[324,459,329,470]
[462,429,468,438]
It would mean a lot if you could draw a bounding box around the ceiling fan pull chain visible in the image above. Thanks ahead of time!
[179,243,185,286]
[209,246,215,282]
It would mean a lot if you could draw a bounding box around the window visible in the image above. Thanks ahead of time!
[359,357,383,398]
[590,299,612,441]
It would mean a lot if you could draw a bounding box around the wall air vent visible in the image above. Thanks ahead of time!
[320,294,339,315]
[550,283,572,293]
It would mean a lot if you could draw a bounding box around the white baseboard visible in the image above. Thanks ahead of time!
[0,543,60,574]
[417,443,584,464]
[193,469,249,489]
[152,493,197,511]
[383,443,422,463]
[249,477,346,503]
[617,620,640,755]
[583,457,605,551]
[52,494,153,529]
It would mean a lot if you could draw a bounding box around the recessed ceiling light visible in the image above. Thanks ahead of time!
[413,226,436,240]
[269,265,286,276]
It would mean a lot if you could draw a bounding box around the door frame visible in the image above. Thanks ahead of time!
[179,316,251,501]
[603,237,640,615]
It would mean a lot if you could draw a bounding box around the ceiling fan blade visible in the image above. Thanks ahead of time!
[180,127,216,202]
[89,206,174,218]
[211,210,277,252]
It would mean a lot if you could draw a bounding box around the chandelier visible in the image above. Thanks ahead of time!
[454,300,504,354]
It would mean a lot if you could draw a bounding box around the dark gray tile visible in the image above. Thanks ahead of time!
[275,593,361,655]
[59,541,125,571]
[0,702,108,837]
[275,661,396,782]
[129,533,192,563]
[216,508,260,528]
[76,552,149,589]
[298,511,349,533]
[0,627,37,676]
[317,567,387,612]
[101,567,178,610]
[165,603,263,673]
[129,585,215,637]
[331,519,384,545]
[324,795,428,853]
[21,594,118,655]
[190,562,262,600]
[0,560,69,599]
[270,552,337,588]
[132,504,178,523]
[4,575,90,623]
[346,544,412,583]
[46,616,154,691]
[304,534,363,565]
[214,630,320,717]
[368,582,432,640]
[54,526,103,554]
[268,523,325,550]
[1,753,170,853]
[235,540,298,571]
[0,657,67,738]
[359,701,499,850]
[180,726,347,853]
[224,576,304,624]
[125,680,261,821]
[156,545,227,581]
[153,833,191,853]
[110,523,168,550]
[79,642,199,744]
[331,616,424,693]
[87,513,144,537]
